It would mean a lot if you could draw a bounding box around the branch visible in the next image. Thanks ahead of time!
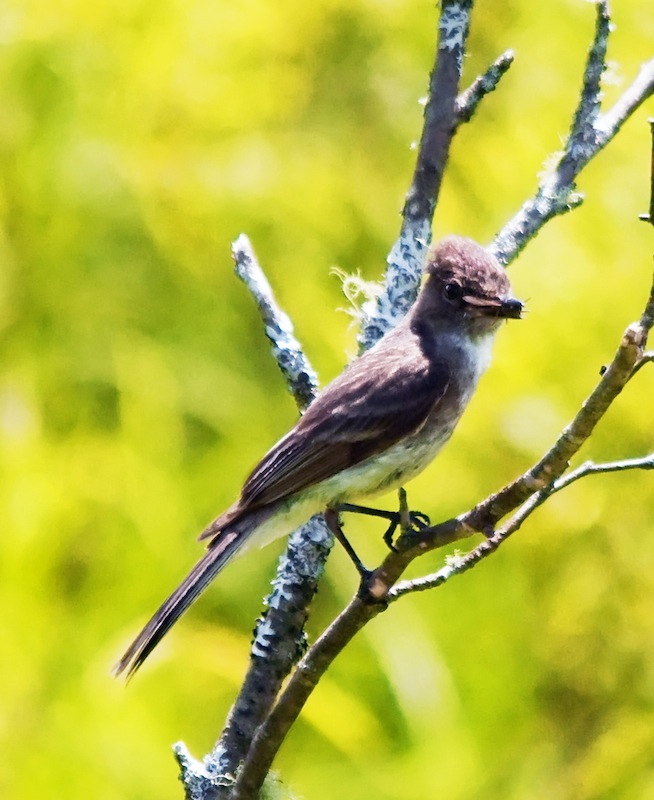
[640,118,654,225]
[491,1,654,265]
[212,244,335,780]
[231,234,319,410]
[229,597,385,800]
[204,519,332,788]
[454,49,515,124]
[551,454,654,490]
[360,12,515,352]
[359,0,475,349]
[390,455,654,600]
[176,238,333,796]
[358,23,515,351]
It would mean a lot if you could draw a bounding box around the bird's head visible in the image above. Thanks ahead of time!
[418,236,524,338]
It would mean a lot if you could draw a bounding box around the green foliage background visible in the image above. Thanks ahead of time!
[1,0,653,797]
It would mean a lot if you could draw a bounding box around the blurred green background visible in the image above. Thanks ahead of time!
[1,0,653,797]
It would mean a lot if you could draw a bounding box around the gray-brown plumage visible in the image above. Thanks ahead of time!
[114,236,522,678]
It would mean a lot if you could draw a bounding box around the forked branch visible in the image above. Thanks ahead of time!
[492,1,654,265]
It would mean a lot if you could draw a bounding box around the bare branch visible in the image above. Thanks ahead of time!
[210,243,333,785]
[599,68,654,149]
[177,238,332,795]
[454,49,515,124]
[389,455,654,600]
[232,234,319,411]
[207,516,332,786]
[638,118,654,224]
[637,269,654,344]
[552,454,654,490]
[559,0,611,179]
[229,597,384,800]
[491,3,654,265]
[359,0,474,349]
[358,23,515,353]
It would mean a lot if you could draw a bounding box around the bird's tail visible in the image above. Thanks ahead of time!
[113,508,272,680]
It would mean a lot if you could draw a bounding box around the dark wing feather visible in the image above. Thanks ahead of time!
[239,345,449,509]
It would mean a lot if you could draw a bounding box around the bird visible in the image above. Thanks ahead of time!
[114,235,523,678]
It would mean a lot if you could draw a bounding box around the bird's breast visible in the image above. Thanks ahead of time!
[323,330,494,502]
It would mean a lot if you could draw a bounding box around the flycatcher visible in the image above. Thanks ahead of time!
[115,235,523,677]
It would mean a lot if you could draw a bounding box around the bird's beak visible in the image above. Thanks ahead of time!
[462,295,524,319]
[499,297,524,319]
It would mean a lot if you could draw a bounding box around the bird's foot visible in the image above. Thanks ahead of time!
[337,493,431,552]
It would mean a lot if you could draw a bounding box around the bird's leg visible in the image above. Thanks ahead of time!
[337,490,431,551]
[323,507,372,582]
[336,502,400,521]
[337,502,402,551]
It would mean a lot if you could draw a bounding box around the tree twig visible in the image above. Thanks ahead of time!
[231,234,319,410]
[229,597,385,800]
[389,453,654,601]
[454,49,515,124]
[360,9,516,352]
[359,0,476,349]
[638,118,654,224]
[551,454,654,490]
[491,2,654,265]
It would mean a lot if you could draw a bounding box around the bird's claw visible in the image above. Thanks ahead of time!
[409,510,431,530]
[382,508,431,550]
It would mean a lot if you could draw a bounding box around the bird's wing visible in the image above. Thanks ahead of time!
[238,352,450,509]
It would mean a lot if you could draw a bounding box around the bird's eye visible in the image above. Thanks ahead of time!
[443,283,463,302]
